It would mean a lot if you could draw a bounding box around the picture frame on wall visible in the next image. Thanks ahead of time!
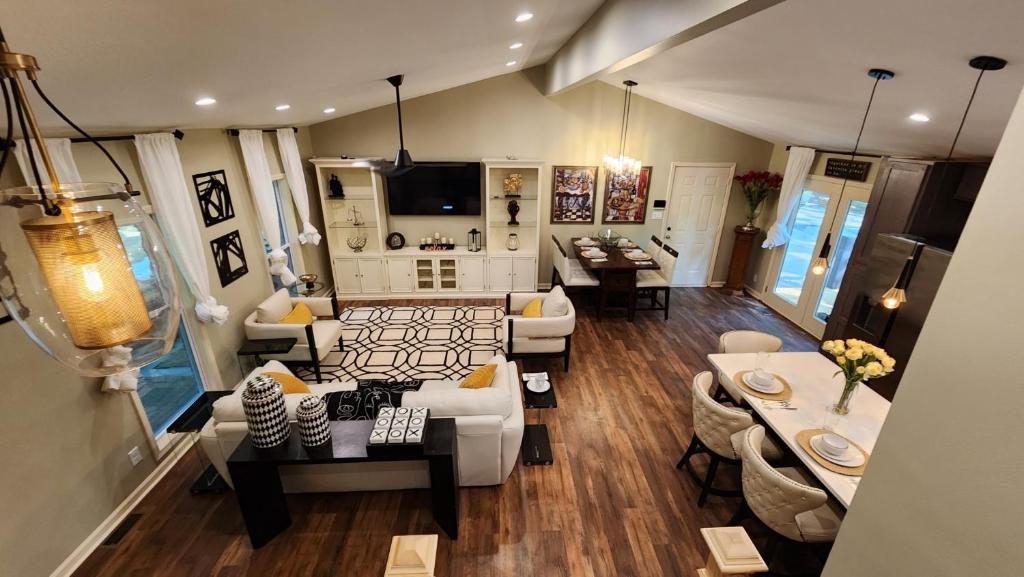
[550,166,598,224]
[602,166,652,224]
[210,230,249,287]
[193,169,236,228]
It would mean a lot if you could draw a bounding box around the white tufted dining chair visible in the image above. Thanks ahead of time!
[644,234,663,260]
[734,426,843,546]
[676,372,783,506]
[716,330,784,404]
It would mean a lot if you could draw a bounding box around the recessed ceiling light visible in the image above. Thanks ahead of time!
[509,42,523,50]
[909,112,930,122]
[194,97,216,106]
[275,104,290,111]
[323,107,336,114]
[515,12,534,23]
[506,60,517,67]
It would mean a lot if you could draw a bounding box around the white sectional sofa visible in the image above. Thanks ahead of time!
[199,355,524,491]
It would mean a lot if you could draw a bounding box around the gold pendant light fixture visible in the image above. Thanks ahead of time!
[810,68,893,276]
[878,55,1006,310]
[0,27,180,375]
[604,80,642,177]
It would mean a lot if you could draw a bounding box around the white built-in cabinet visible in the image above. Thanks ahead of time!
[335,257,386,295]
[310,157,543,299]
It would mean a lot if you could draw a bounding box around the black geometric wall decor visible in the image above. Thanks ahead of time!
[210,230,248,287]
[193,169,236,227]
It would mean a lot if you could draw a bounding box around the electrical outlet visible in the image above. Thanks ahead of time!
[128,446,143,467]
[753,273,758,283]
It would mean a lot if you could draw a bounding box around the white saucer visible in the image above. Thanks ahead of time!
[810,435,865,467]
[742,371,784,394]
[583,250,608,258]
[526,379,551,393]
[574,239,596,247]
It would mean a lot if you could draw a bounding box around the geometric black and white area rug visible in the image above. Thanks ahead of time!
[294,306,504,383]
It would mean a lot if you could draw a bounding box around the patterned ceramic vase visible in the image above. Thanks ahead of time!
[296,395,331,447]
[241,374,291,448]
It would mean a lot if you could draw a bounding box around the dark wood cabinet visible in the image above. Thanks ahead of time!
[823,157,987,400]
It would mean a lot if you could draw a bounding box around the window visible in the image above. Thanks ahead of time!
[813,200,867,321]
[772,189,829,305]
[265,176,304,292]
[119,223,206,449]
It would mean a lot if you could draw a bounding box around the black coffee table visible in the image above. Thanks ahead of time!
[227,418,459,548]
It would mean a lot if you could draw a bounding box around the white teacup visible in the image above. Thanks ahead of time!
[585,247,600,256]
[820,433,849,457]
[617,238,629,247]
[580,236,592,243]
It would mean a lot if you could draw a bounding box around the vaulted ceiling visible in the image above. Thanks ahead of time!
[5,0,1024,158]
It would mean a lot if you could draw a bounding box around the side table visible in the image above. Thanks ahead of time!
[236,337,297,374]
[167,390,235,494]
[522,374,555,466]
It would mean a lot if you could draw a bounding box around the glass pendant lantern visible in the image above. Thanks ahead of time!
[0,30,180,376]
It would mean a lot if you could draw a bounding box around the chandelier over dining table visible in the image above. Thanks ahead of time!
[604,80,642,177]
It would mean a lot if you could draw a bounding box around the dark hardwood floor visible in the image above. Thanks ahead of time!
[72,288,817,577]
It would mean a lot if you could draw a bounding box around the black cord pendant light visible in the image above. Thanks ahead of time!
[810,68,894,276]
[380,74,414,176]
[880,55,1006,310]
[603,80,642,177]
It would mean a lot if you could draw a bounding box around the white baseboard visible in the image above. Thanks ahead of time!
[709,281,726,288]
[744,284,765,301]
[48,436,196,577]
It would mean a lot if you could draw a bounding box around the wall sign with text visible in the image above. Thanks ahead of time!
[824,158,871,182]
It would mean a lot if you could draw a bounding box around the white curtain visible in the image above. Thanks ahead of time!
[763,146,816,249]
[14,138,82,185]
[238,129,296,286]
[275,128,321,245]
[134,132,229,325]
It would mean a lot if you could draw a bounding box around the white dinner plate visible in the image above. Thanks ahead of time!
[810,435,866,467]
[624,251,652,261]
[526,379,551,393]
[742,371,784,394]
[574,239,596,247]
[582,250,608,258]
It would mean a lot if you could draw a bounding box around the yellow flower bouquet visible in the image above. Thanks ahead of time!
[821,339,896,415]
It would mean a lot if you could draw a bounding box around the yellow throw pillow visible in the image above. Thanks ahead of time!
[460,364,497,389]
[279,302,313,325]
[522,297,543,318]
[265,371,311,395]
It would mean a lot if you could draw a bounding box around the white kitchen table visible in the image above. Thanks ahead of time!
[707,351,891,508]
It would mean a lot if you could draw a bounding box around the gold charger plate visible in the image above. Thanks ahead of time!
[734,370,792,401]
[796,429,869,476]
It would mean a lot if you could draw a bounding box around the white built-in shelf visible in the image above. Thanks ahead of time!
[329,221,378,229]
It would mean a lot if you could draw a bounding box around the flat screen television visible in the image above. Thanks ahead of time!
[385,162,481,215]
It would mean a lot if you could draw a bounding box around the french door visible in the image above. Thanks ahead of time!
[763,176,871,337]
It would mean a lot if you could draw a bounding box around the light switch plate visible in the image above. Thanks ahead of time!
[128,446,143,466]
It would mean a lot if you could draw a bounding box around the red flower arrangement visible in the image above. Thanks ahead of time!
[734,170,783,227]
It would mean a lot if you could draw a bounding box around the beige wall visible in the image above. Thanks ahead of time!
[823,87,1024,577]
[743,143,880,294]
[0,127,327,577]
[309,69,774,285]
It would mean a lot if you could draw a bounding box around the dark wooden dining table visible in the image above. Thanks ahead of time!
[571,237,660,321]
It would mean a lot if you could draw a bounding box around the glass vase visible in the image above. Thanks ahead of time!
[823,376,861,432]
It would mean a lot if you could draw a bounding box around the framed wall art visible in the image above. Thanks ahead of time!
[193,169,236,227]
[210,230,248,287]
[602,167,652,224]
[550,166,598,224]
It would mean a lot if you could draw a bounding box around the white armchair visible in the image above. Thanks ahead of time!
[243,289,344,382]
[503,287,576,371]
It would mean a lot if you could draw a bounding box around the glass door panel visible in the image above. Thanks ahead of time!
[415,258,435,291]
[438,258,458,291]
[772,190,829,304]
[813,200,868,322]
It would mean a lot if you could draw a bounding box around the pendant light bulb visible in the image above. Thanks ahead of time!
[881,287,906,310]
[810,257,829,276]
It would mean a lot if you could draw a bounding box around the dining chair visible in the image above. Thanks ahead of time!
[730,425,843,566]
[645,234,663,260]
[715,330,784,404]
[636,243,677,320]
[549,235,599,290]
[677,371,783,506]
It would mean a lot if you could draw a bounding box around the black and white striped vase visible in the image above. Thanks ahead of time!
[296,395,331,447]
[241,374,291,448]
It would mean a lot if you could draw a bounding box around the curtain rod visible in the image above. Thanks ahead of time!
[785,144,884,159]
[0,129,184,151]
[226,127,298,136]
